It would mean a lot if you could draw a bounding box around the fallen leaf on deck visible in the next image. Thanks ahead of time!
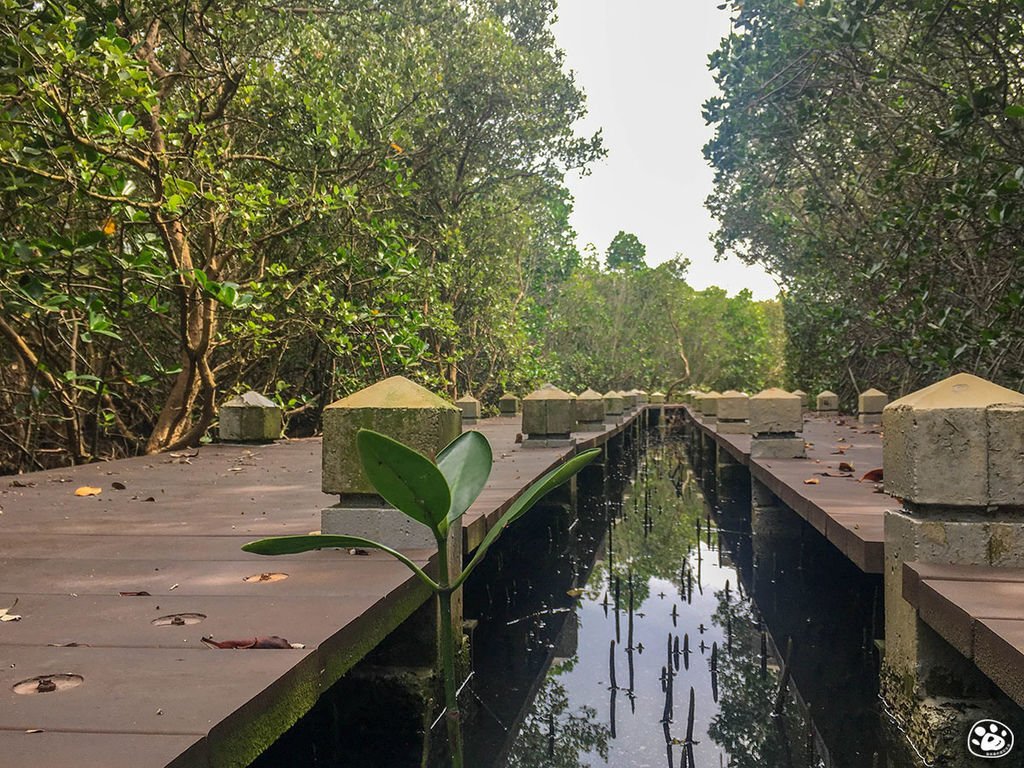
[201,635,295,649]
[111,481,127,490]
[169,451,198,459]
[25,729,44,734]
[803,478,820,485]
[566,588,585,598]
[816,472,853,478]
[119,591,151,597]
[0,598,21,622]
[9,479,35,488]
[860,468,884,482]
[838,462,855,473]
[168,583,179,591]
[348,548,369,556]
[74,486,102,497]
[47,642,90,647]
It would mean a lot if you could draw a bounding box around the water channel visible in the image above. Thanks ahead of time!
[254,427,927,767]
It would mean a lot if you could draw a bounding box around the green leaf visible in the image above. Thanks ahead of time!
[436,430,492,536]
[453,448,600,589]
[356,429,451,538]
[242,534,438,590]
[1005,105,1024,118]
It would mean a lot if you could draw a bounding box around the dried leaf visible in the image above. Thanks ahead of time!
[860,468,884,483]
[168,583,179,591]
[348,548,369,556]
[566,587,585,598]
[201,635,294,649]
[111,481,127,490]
[838,461,854,473]
[119,591,151,597]
[803,478,820,485]
[0,598,21,622]
[8,479,35,488]
[74,486,102,497]
[816,472,853,478]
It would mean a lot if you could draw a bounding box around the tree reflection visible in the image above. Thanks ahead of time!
[587,444,704,606]
[506,676,611,768]
[707,594,814,768]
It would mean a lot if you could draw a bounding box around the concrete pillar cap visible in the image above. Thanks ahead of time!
[525,385,573,400]
[577,388,603,399]
[860,387,887,398]
[322,376,461,495]
[883,373,1024,507]
[223,390,278,409]
[753,387,799,400]
[455,394,479,404]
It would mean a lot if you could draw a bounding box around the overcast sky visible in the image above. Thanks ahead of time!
[551,2,780,300]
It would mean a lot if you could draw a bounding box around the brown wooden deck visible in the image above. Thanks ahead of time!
[0,411,642,768]
[903,562,1024,707]
[683,406,888,573]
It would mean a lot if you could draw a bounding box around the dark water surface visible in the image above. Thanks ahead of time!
[463,431,914,768]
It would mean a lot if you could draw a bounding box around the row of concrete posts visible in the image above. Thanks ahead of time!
[684,373,1024,761]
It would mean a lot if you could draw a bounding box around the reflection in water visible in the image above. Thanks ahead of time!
[465,431,917,768]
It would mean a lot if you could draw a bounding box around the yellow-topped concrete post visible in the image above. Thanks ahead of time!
[219,391,282,442]
[749,388,804,459]
[881,373,1024,754]
[857,387,888,426]
[498,392,520,416]
[575,388,606,432]
[603,390,624,424]
[455,394,481,424]
[621,390,638,413]
[716,390,750,434]
[815,390,839,416]
[696,391,722,423]
[322,375,462,548]
[791,389,809,411]
[522,384,576,448]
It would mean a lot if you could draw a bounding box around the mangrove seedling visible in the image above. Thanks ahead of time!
[243,428,599,768]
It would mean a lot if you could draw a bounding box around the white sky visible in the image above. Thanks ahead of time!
[552,1,781,300]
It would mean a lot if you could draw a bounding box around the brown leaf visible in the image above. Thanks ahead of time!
[860,468,884,482]
[111,481,127,490]
[8,479,35,488]
[74,486,102,497]
[816,472,853,478]
[119,591,151,597]
[803,478,820,485]
[838,462,855,473]
[201,635,294,649]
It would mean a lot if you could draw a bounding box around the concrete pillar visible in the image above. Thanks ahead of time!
[219,391,283,442]
[621,390,638,414]
[649,391,666,427]
[857,387,888,426]
[522,385,576,448]
[603,390,624,424]
[696,391,722,423]
[750,478,804,591]
[321,376,462,554]
[791,389,809,412]
[881,373,1024,758]
[815,390,839,416]
[632,389,649,406]
[455,394,481,424]
[575,388,606,431]
[716,390,750,434]
[498,392,520,416]
[685,389,702,405]
[650,391,666,404]
[749,388,804,459]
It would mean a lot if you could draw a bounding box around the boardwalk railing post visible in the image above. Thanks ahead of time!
[576,388,607,432]
[649,390,666,428]
[218,390,283,442]
[455,394,481,425]
[498,392,520,416]
[522,384,576,449]
[815,390,839,417]
[716,390,749,435]
[603,390,625,426]
[321,376,464,665]
[857,388,888,426]
[791,389,809,413]
[881,373,1024,759]
[749,388,805,459]
[695,391,721,424]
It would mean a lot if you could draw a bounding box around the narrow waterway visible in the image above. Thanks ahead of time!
[463,430,915,768]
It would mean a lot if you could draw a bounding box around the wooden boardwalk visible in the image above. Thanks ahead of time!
[0,411,642,768]
[681,406,1024,708]
[683,407,887,573]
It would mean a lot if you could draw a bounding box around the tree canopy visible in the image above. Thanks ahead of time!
[705,0,1024,405]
